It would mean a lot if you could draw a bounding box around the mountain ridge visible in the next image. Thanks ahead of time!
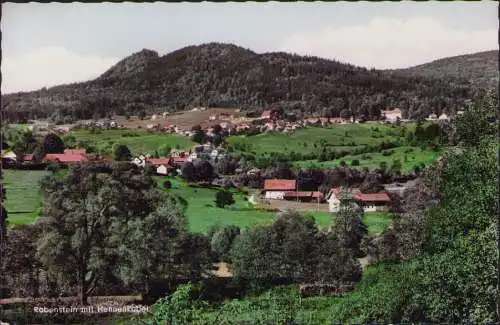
[2,42,494,122]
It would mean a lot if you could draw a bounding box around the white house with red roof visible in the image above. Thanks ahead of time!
[326,187,391,212]
[264,179,297,200]
[146,157,174,175]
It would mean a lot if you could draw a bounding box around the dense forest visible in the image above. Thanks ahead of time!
[393,49,499,90]
[2,43,495,122]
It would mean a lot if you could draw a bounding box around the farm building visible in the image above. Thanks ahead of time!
[283,191,325,203]
[264,179,297,200]
[146,157,174,175]
[170,156,188,167]
[326,188,391,212]
[381,108,402,123]
[44,152,87,164]
[261,110,272,120]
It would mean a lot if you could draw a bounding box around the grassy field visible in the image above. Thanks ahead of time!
[294,146,440,171]
[155,177,276,233]
[157,177,391,234]
[226,124,413,156]
[3,169,48,226]
[306,211,391,235]
[69,129,195,156]
[4,170,391,235]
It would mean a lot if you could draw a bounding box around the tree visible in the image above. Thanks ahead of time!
[331,188,367,256]
[455,91,497,147]
[215,190,235,208]
[211,225,240,262]
[181,162,196,182]
[113,144,132,161]
[230,210,319,287]
[42,133,65,154]
[194,160,214,183]
[36,163,191,304]
[191,125,206,144]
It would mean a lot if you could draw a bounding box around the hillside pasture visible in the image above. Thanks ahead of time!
[3,169,48,226]
[294,146,440,171]
[114,107,245,130]
[226,124,414,156]
[69,129,195,156]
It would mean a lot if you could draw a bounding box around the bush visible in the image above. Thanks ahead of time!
[163,180,172,189]
[351,159,360,166]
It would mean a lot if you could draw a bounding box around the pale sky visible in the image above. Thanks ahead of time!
[1,1,498,94]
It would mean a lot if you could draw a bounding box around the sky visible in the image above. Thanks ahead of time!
[1,1,498,94]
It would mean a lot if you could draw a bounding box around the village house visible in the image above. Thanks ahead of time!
[23,153,34,163]
[146,157,174,175]
[381,108,402,123]
[426,113,438,121]
[132,155,147,167]
[44,152,87,164]
[169,156,188,168]
[438,113,449,121]
[264,179,297,200]
[1,150,17,165]
[260,110,272,120]
[326,188,391,212]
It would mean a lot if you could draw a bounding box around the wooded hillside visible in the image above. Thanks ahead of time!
[3,43,491,122]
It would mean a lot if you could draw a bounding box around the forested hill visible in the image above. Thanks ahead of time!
[393,50,499,91]
[2,42,485,122]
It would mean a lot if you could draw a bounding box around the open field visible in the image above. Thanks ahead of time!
[69,129,195,156]
[294,146,440,171]
[3,169,48,226]
[157,177,391,234]
[155,177,276,233]
[226,124,414,156]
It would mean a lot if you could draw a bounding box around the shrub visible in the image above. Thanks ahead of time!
[163,180,172,189]
[351,159,360,166]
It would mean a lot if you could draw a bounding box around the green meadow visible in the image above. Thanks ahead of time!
[226,124,414,156]
[69,129,195,156]
[3,169,48,226]
[293,146,440,171]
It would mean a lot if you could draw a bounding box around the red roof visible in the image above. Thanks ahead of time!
[284,191,323,198]
[23,154,34,161]
[261,110,272,119]
[172,157,188,163]
[330,188,390,202]
[64,148,86,155]
[146,158,173,167]
[264,179,296,191]
[357,193,391,202]
[44,153,87,163]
